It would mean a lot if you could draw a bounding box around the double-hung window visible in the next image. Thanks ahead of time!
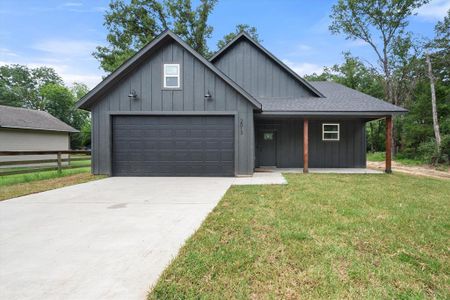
[322,123,340,141]
[163,64,180,88]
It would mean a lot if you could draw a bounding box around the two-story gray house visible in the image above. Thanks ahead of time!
[76,30,406,176]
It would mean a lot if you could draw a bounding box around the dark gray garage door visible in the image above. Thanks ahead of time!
[112,115,234,176]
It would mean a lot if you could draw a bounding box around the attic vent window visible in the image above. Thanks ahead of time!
[322,123,340,141]
[163,64,180,88]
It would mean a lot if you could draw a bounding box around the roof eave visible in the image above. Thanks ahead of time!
[0,125,79,133]
[259,110,408,116]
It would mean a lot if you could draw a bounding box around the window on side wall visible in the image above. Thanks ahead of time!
[322,123,340,141]
[163,64,180,88]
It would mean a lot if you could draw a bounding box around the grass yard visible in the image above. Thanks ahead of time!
[0,166,91,186]
[367,151,425,166]
[0,172,105,201]
[149,173,450,299]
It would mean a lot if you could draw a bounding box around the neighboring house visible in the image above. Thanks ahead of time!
[76,30,406,177]
[0,105,78,165]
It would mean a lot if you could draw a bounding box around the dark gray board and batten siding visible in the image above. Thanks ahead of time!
[255,119,366,168]
[212,38,316,99]
[90,40,255,176]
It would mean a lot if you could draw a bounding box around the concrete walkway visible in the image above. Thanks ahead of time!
[256,167,383,174]
[0,174,285,300]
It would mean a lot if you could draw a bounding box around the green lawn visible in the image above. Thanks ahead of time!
[0,166,91,186]
[367,151,424,166]
[0,172,105,201]
[149,173,450,299]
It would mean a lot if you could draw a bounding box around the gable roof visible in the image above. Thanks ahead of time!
[209,31,325,98]
[76,30,261,110]
[258,81,407,115]
[0,105,78,132]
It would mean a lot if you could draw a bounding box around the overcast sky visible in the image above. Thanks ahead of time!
[1,0,448,88]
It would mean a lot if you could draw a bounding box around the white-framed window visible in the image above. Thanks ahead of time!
[322,123,340,141]
[163,63,180,88]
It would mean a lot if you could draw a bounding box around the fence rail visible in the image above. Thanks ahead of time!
[0,150,91,176]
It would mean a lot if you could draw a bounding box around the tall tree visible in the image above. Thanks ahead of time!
[93,0,217,72]
[424,10,450,152]
[0,65,63,109]
[329,0,429,106]
[426,52,441,149]
[329,0,429,154]
[216,24,261,50]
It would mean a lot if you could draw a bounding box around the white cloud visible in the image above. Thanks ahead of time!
[33,40,98,57]
[62,2,83,7]
[0,48,18,57]
[415,0,450,21]
[346,40,368,47]
[287,43,313,56]
[282,59,324,76]
[0,58,103,89]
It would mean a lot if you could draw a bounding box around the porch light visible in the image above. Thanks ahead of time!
[128,89,138,99]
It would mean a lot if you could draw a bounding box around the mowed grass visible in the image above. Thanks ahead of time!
[0,166,91,186]
[149,173,450,299]
[0,172,105,201]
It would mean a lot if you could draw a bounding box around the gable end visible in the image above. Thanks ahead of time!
[210,32,324,99]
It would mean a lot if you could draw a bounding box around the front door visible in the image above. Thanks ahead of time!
[259,131,277,166]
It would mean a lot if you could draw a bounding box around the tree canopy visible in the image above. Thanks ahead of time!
[93,0,261,72]
[0,65,90,149]
[93,0,218,72]
[216,24,261,50]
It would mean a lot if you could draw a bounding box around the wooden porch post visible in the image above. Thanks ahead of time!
[385,116,392,173]
[303,119,309,173]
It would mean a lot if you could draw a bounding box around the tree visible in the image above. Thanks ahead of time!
[71,82,90,101]
[40,83,90,149]
[0,65,63,109]
[93,0,217,72]
[426,52,441,149]
[306,52,384,98]
[216,24,261,50]
[329,0,429,105]
[329,0,430,155]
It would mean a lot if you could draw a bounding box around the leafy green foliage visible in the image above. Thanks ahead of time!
[216,24,261,50]
[0,64,63,109]
[93,0,217,72]
[318,2,449,166]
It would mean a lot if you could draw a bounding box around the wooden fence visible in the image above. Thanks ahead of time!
[0,150,91,176]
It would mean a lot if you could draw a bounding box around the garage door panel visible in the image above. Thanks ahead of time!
[112,116,234,176]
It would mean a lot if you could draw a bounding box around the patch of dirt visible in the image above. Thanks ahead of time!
[367,161,450,180]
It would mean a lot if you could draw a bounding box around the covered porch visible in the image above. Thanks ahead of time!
[254,114,393,173]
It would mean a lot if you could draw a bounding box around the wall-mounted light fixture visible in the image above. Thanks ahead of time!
[204,90,212,101]
[128,89,138,100]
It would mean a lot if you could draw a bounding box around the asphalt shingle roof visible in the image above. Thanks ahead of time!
[258,81,407,113]
[0,105,78,132]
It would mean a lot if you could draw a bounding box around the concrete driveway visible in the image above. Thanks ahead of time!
[0,174,285,300]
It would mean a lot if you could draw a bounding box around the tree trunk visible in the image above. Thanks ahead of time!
[426,53,442,149]
[382,56,396,157]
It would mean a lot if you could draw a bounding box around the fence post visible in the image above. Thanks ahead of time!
[68,153,71,166]
[57,152,62,174]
